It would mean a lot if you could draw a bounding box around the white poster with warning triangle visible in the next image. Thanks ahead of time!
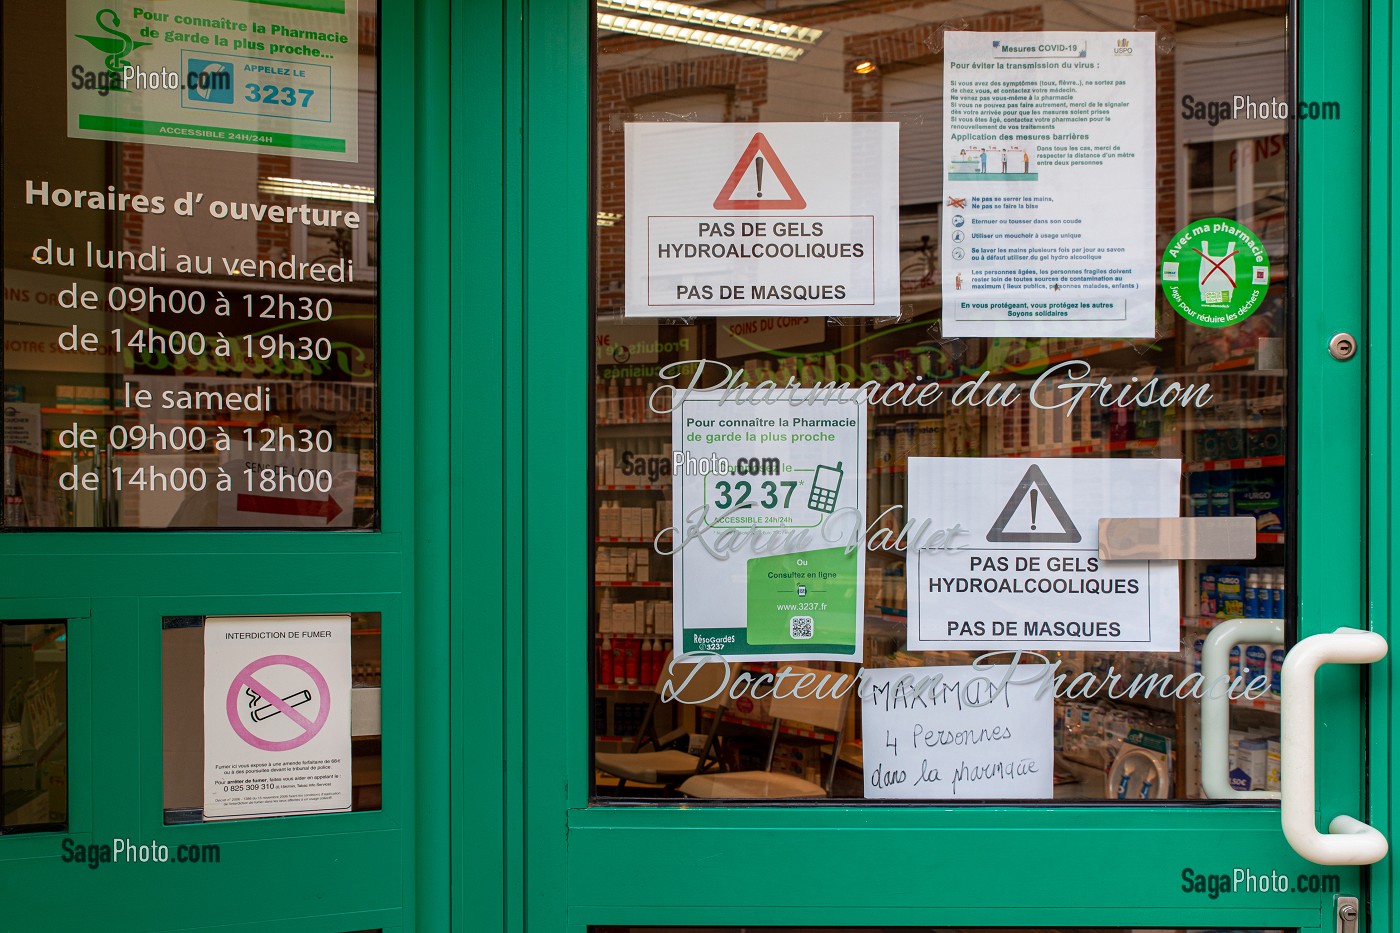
[624,122,899,317]
[906,457,1180,652]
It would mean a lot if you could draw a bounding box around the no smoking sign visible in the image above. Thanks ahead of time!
[226,654,332,752]
[204,615,351,819]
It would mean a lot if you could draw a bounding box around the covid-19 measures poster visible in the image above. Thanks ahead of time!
[670,389,865,661]
[941,32,1155,337]
[67,0,360,160]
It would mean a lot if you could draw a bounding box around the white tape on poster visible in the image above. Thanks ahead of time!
[626,122,899,318]
[862,666,1054,799]
[908,457,1180,651]
[66,0,360,161]
[940,32,1156,337]
[203,615,351,820]
[671,387,865,661]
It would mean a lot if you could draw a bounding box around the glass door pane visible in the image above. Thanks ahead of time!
[591,1,1292,803]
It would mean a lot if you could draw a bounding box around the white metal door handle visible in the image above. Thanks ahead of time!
[1200,618,1285,800]
[1281,627,1388,865]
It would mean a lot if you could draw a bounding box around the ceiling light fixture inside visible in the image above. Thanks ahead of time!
[597,13,806,61]
[258,177,376,204]
[597,0,821,44]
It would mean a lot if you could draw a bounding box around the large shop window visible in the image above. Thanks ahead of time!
[2,1,379,530]
[592,2,1292,802]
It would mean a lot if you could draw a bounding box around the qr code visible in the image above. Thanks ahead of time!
[789,615,814,639]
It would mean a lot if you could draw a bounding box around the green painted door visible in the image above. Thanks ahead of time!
[0,1,450,930]
[503,0,1391,931]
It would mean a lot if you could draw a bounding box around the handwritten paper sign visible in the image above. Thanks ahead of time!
[861,665,1053,799]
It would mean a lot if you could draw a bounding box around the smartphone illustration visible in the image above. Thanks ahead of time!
[807,462,843,513]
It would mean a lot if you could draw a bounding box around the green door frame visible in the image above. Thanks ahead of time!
[0,3,451,931]
[1367,2,1400,933]
[499,0,1386,929]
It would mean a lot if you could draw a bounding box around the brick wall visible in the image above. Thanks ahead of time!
[597,56,768,311]
[120,143,145,252]
[842,6,1044,112]
[1139,0,1288,244]
[257,155,294,262]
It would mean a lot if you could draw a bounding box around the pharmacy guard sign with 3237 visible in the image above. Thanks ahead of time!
[67,0,360,161]
[670,388,867,662]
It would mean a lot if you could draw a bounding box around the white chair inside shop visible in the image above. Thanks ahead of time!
[595,653,731,790]
[678,665,851,799]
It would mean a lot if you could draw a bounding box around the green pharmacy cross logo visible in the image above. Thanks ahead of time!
[1160,217,1271,328]
[75,8,152,87]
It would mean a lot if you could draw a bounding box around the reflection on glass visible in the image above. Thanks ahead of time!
[1,620,68,833]
[1,2,380,529]
[594,928,1289,933]
[591,1,1290,802]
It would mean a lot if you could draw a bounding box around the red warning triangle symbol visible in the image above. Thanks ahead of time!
[713,132,807,210]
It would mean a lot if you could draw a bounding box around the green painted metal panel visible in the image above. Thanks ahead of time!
[563,911,1331,931]
[415,1,454,931]
[518,0,590,927]
[0,2,446,931]
[1367,2,1398,933]
[446,0,510,928]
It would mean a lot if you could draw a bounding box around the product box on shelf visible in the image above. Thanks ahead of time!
[1215,570,1245,619]
[1199,574,1218,617]
[1229,736,1270,792]
[1188,473,1210,517]
[1218,428,1246,460]
[611,601,636,634]
[599,501,622,537]
[1246,426,1284,457]
[1231,470,1286,532]
[1208,471,1234,516]
[1195,430,1222,461]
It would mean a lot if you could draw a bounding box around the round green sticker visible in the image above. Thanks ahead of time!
[1160,217,1270,327]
